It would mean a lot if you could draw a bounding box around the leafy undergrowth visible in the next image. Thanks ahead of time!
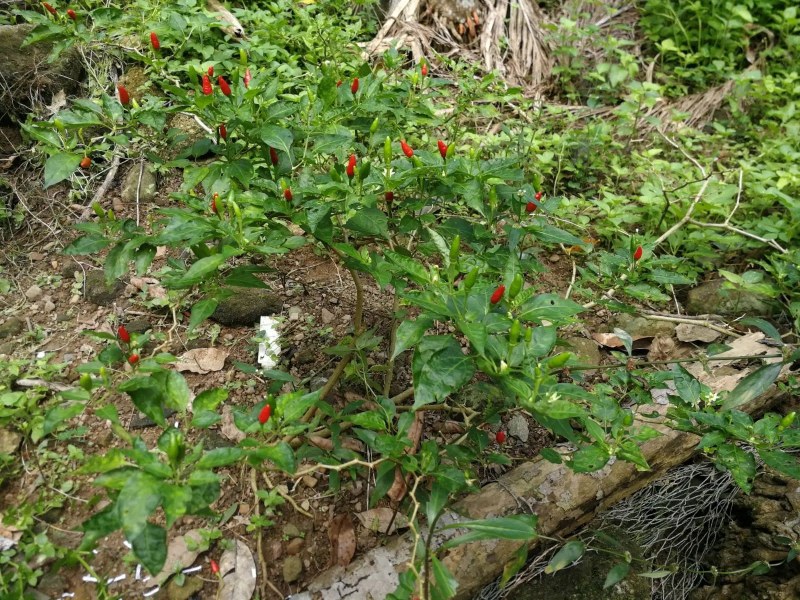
[1,1,800,599]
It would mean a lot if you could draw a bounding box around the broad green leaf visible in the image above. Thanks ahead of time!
[500,543,529,588]
[164,371,190,412]
[570,444,610,473]
[170,254,227,289]
[721,362,783,411]
[603,562,630,589]
[517,294,583,324]
[443,515,538,544]
[43,402,85,435]
[348,412,387,431]
[412,336,475,409]
[196,447,243,469]
[193,388,228,412]
[392,314,434,359]
[430,557,458,600]
[716,443,756,492]
[188,298,218,332]
[544,541,585,574]
[758,449,800,479]
[63,235,111,255]
[346,207,389,238]
[117,472,162,539]
[637,570,673,578]
[44,152,82,188]
[131,522,167,575]
[260,125,293,155]
[739,318,782,343]
[80,503,121,550]
[247,441,296,473]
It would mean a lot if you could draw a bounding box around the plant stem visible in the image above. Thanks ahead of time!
[565,353,784,372]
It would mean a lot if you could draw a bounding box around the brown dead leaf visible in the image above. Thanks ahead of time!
[0,523,22,551]
[154,529,204,585]
[328,514,356,567]
[309,435,364,453]
[387,467,407,502]
[355,507,410,535]
[591,332,654,350]
[406,411,423,454]
[176,347,228,374]
[221,405,246,443]
[218,539,257,600]
[130,276,168,300]
[647,335,676,362]
[308,436,333,451]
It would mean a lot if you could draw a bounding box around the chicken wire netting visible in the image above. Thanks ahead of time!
[474,460,739,600]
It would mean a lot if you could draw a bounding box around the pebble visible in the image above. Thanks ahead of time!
[29,252,45,261]
[282,556,302,583]
[288,306,301,321]
[300,499,311,512]
[44,300,56,313]
[25,285,42,301]
[320,308,334,324]
[302,475,318,489]
[285,538,304,555]
[507,414,530,442]
[283,523,302,539]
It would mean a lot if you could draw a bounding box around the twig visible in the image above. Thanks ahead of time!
[263,472,313,519]
[79,154,121,220]
[250,469,283,600]
[638,313,737,337]
[134,159,143,226]
[688,218,788,254]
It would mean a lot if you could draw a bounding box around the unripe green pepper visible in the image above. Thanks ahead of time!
[509,319,521,346]
[239,49,247,65]
[622,412,634,427]
[449,235,460,266]
[329,166,342,183]
[358,161,371,180]
[524,326,533,342]
[508,273,523,299]
[159,428,185,467]
[446,143,455,159]
[384,137,392,166]
[79,373,93,392]
[778,411,796,430]
[370,117,379,135]
[411,156,423,169]
[546,352,572,369]
[463,267,479,291]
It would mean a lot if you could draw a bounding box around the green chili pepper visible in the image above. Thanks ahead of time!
[509,319,521,346]
[449,235,460,266]
[370,117,379,135]
[463,267,479,291]
[546,352,572,369]
[508,273,523,299]
[779,411,796,430]
[384,137,392,166]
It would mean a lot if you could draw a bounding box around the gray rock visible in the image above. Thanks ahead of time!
[157,575,204,600]
[320,308,334,324]
[25,284,42,301]
[0,25,83,122]
[675,323,721,343]
[212,287,282,326]
[565,336,602,366]
[121,163,158,206]
[0,427,22,454]
[288,306,301,321]
[283,523,302,539]
[686,279,778,316]
[612,314,676,338]
[283,555,303,583]
[124,318,151,334]
[0,316,23,339]
[84,271,124,306]
[507,414,529,443]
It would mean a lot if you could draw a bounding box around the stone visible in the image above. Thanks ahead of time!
[43,301,55,313]
[157,575,204,600]
[564,336,602,366]
[686,278,778,316]
[25,285,42,301]
[120,163,158,206]
[613,314,676,338]
[283,523,302,539]
[283,555,303,583]
[302,475,319,489]
[212,287,283,326]
[124,318,152,334]
[0,316,23,339]
[0,25,83,122]
[320,308,334,324]
[288,306,301,321]
[0,428,22,454]
[507,414,529,442]
[675,323,721,343]
[286,537,304,555]
[84,271,125,306]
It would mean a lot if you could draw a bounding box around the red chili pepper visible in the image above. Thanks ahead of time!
[201,75,213,95]
[243,68,252,88]
[218,124,227,140]
[336,80,342,88]
[43,3,57,15]
[269,147,279,166]
[258,404,271,424]
[218,76,231,97]
[525,201,537,213]
[421,63,428,77]
[283,188,293,202]
[351,78,359,94]
[438,140,447,159]
[150,32,160,51]
[633,246,643,261]
[535,191,543,201]
[117,325,131,343]
[210,559,220,575]
[385,191,394,203]
[207,65,214,77]
[128,354,140,365]
[211,193,219,214]
[496,431,506,443]
[400,140,414,158]
[80,156,91,169]
[67,9,77,20]
[117,84,130,106]
[490,285,505,304]
[346,153,356,178]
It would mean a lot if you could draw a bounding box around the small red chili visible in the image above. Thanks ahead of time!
[117,325,131,343]
[207,65,214,77]
[67,8,77,20]
[525,201,537,213]
[346,153,356,179]
[218,76,231,97]
[535,191,543,201]
[336,80,343,88]
[421,63,428,77]
[496,431,506,444]
[633,246,643,261]
[149,32,160,51]
[218,124,227,140]
[80,156,91,169]
[385,191,394,203]
[258,404,271,424]
[210,559,220,575]
[43,3,57,15]
[437,140,447,159]
[211,194,219,214]
[128,354,140,365]
[351,78,359,94]
[269,147,279,166]
[283,188,293,202]
[117,85,130,106]
[201,75,213,95]
[490,285,505,305]
[243,68,252,88]
[400,140,414,158]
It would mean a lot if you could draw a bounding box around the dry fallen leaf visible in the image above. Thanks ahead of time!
[647,335,676,362]
[387,467,407,502]
[176,347,228,374]
[154,529,204,585]
[218,539,257,600]
[221,404,246,443]
[328,514,357,567]
[0,523,22,551]
[355,507,410,535]
[591,332,654,350]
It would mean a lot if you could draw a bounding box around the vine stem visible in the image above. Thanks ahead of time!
[383,290,401,396]
[564,353,784,373]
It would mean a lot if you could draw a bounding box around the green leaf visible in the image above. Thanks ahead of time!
[412,336,475,409]
[758,449,800,479]
[348,412,387,431]
[443,515,538,545]
[570,444,610,473]
[80,503,121,550]
[392,314,433,359]
[260,125,293,155]
[517,294,583,324]
[43,402,85,435]
[721,362,783,411]
[196,447,243,469]
[500,543,529,588]
[247,441,296,473]
[739,318,782,343]
[188,299,218,332]
[164,371,190,412]
[44,152,82,188]
[117,472,162,540]
[170,254,227,289]
[131,522,167,575]
[430,557,458,600]
[637,570,673,579]
[345,207,389,238]
[193,388,228,412]
[544,541,585,574]
[529,397,586,420]
[63,235,111,255]
[277,390,318,423]
[716,443,756,492]
[604,562,630,589]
